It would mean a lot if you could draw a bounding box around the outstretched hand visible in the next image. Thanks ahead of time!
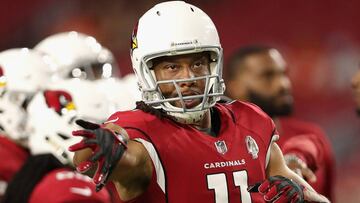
[68,119,128,191]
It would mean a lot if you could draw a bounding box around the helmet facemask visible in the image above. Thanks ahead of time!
[130,1,225,124]
[65,61,116,80]
[27,90,79,165]
[136,47,225,124]
[0,91,31,142]
[35,31,119,81]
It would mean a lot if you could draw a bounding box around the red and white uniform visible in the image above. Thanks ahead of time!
[276,117,335,201]
[108,101,278,203]
[29,168,111,203]
[0,135,29,196]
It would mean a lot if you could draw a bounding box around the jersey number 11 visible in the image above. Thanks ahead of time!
[207,170,252,203]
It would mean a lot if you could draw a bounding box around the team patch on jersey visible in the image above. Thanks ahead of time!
[245,136,259,159]
[214,140,228,154]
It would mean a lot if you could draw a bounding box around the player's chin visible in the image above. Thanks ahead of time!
[172,98,202,109]
[277,94,293,105]
[184,98,202,109]
[275,103,293,116]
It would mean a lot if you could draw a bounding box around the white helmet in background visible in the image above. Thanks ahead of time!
[121,73,142,103]
[46,79,116,122]
[0,66,6,96]
[27,79,116,165]
[95,74,141,111]
[35,31,119,80]
[0,48,55,141]
[130,1,224,124]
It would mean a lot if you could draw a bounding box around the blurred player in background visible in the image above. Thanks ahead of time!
[225,45,335,201]
[2,79,115,203]
[95,74,141,112]
[34,31,119,80]
[0,48,54,201]
[70,1,329,202]
[351,65,360,116]
[35,31,141,110]
[35,31,139,202]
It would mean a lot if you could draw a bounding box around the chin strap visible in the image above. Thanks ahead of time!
[167,109,207,124]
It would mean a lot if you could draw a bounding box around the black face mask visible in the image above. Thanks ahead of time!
[248,90,293,118]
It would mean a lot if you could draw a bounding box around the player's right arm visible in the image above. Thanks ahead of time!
[71,120,153,201]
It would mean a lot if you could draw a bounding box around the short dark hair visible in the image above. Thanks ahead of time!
[225,45,273,80]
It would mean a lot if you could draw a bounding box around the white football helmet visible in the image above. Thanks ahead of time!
[0,48,55,141]
[94,74,141,111]
[0,66,5,96]
[130,1,225,123]
[35,31,119,80]
[27,79,116,165]
[46,79,116,122]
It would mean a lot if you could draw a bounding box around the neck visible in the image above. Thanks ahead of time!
[192,109,211,130]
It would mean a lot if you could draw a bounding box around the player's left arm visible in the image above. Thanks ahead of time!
[266,142,330,203]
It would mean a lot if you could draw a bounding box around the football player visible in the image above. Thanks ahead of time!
[225,45,335,201]
[70,1,330,203]
[0,48,54,201]
[35,31,141,111]
[2,79,114,203]
[35,31,119,80]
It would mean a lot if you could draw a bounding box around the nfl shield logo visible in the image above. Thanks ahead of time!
[214,140,228,154]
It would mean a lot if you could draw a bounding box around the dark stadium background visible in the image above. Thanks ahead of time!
[1,0,359,201]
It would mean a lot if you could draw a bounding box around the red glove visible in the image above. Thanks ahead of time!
[259,175,305,203]
[68,119,128,192]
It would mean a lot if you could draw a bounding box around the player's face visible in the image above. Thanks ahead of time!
[240,49,293,117]
[351,68,360,115]
[152,52,210,109]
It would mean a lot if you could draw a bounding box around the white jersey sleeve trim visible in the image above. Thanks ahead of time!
[265,134,279,169]
[134,138,166,194]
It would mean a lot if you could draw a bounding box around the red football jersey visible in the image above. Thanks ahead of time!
[0,135,29,196]
[276,117,335,201]
[107,101,277,203]
[29,168,111,203]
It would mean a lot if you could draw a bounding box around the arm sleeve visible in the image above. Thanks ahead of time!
[104,111,151,142]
